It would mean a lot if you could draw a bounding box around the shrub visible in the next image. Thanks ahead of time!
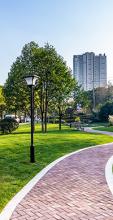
[99,102,113,122]
[109,115,113,126]
[0,117,19,134]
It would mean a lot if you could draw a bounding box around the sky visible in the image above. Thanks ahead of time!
[0,0,113,85]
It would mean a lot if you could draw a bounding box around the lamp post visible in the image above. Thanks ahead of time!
[24,75,38,163]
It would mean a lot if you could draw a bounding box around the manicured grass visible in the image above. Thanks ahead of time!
[94,126,113,132]
[0,123,113,212]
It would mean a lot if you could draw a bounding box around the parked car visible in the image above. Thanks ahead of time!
[24,116,41,123]
[4,114,20,123]
[25,117,31,122]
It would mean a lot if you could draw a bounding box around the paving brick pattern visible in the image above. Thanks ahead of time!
[10,144,113,220]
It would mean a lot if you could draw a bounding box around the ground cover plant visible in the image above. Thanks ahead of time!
[0,123,113,211]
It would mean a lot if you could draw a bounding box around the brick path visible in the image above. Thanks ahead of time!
[10,144,113,220]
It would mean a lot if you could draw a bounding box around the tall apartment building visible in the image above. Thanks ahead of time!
[73,52,107,91]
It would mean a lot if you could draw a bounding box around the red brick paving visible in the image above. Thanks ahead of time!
[10,144,113,219]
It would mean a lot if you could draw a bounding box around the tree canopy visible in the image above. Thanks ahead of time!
[4,41,76,131]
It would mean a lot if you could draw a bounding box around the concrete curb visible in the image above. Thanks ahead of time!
[105,155,113,195]
[1,142,113,220]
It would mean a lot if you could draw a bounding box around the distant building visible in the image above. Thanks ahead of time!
[73,52,107,91]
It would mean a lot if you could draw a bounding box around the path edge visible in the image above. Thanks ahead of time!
[1,142,113,220]
[105,154,113,195]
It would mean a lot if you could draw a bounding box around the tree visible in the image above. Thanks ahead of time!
[4,42,39,119]
[4,57,30,117]
[32,43,75,131]
[49,68,75,130]
[4,41,75,132]
[85,85,113,112]
[74,85,90,113]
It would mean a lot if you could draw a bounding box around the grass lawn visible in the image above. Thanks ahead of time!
[0,123,113,212]
[88,122,108,127]
[94,125,113,132]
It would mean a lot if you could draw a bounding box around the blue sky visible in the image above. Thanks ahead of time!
[0,0,113,84]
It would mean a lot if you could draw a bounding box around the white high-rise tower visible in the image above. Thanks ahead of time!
[73,52,107,91]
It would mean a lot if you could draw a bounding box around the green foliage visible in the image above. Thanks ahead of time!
[33,43,75,105]
[0,86,5,104]
[99,101,113,122]
[75,116,80,122]
[4,42,40,116]
[0,117,19,134]
[0,86,6,119]
[85,85,113,112]
[4,42,75,132]
[74,85,90,112]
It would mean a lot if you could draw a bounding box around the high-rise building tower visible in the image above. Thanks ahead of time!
[73,52,107,91]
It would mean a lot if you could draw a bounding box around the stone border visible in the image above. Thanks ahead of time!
[105,155,113,195]
[1,142,113,220]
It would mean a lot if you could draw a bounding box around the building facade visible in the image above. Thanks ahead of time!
[73,52,107,90]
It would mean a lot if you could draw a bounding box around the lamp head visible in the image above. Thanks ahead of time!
[24,75,38,86]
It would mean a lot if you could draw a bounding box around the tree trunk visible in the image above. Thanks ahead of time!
[40,83,45,133]
[41,110,44,133]
[44,111,47,132]
[58,106,62,130]
[0,112,2,119]
[40,106,44,133]
[44,82,48,133]
[15,111,17,117]
[24,111,27,123]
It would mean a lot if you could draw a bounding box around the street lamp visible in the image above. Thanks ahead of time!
[24,75,38,163]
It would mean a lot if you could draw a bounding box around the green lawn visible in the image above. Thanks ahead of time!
[94,126,113,132]
[0,123,113,212]
[88,122,108,127]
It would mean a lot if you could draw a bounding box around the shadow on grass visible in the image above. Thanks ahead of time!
[1,127,110,136]
[0,127,78,136]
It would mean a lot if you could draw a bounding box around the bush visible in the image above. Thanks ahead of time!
[99,102,113,122]
[109,115,113,126]
[0,117,19,134]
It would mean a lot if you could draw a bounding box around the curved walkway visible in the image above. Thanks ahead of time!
[84,127,113,136]
[9,143,113,220]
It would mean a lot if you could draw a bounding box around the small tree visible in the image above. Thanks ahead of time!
[73,85,91,113]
